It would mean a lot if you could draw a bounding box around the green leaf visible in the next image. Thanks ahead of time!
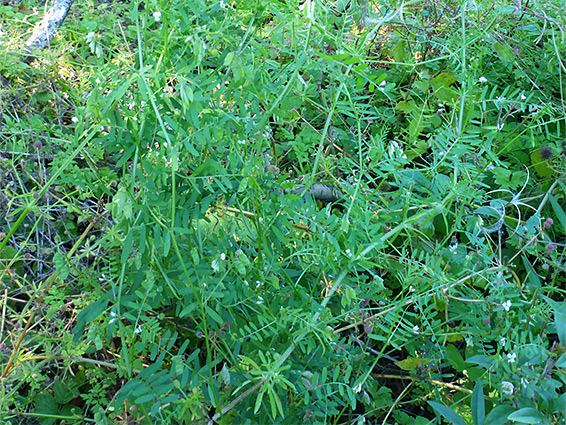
[238,177,249,192]
[507,407,544,423]
[428,401,467,425]
[485,405,515,425]
[33,393,58,425]
[343,55,361,65]
[121,231,134,264]
[415,80,429,92]
[395,357,424,371]
[205,305,223,324]
[221,363,231,385]
[475,206,503,217]
[224,51,234,66]
[431,72,458,89]
[111,186,132,221]
[531,149,553,177]
[556,354,566,368]
[72,299,109,341]
[396,100,416,113]
[273,389,284,418]
[553,393,566,413]
[54,379,79,404]
[549,194,566,232]
[522,255,541,290]
[317,52,351,62]
[445,344,465,372]
[542,296,566,345]
[471,380,485,425]
[59,404,84,419]
[466,354,495,368]
[163,231,171,257]
[392,39,406,62]
[107,75,135,110]
[494,42,516,63]
[267,388,277,418]
[254,389,265,414]
[53,252,70,280]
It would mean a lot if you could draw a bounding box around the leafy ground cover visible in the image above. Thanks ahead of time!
[1,0,565,423]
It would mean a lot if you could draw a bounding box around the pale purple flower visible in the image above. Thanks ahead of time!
[501,381,514,395]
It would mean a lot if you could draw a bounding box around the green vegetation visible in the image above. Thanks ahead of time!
[1,0,565,423]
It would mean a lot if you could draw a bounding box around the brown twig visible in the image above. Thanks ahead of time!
[1,312,35,378]
[334,300,413,334]
[224,206,311,232]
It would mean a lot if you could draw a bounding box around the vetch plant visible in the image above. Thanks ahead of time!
[1,0,566,424]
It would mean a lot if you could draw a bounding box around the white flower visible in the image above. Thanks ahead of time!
[478,76,488,83]
[502,300,512,311]
[520,94,526,100]
[379,80,387,87]
[501,381,514,395]
[153,11,162,21]
[95,78,101,84]
[500,337,507,348]
[507,352,517,364]
[212,259,220,272]
[388,140,406,159]
[345,249,352,258]
[220,253,226,261]
[412,325,420,335]
[71,116,79,123]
